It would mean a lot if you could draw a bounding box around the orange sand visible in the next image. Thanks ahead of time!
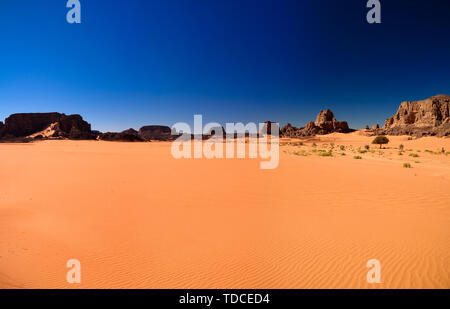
[1,132,449,288]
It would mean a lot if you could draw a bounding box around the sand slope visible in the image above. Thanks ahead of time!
[1,134,449,288]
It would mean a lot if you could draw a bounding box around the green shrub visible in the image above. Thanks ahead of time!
[372,136,390,149]
[403,163,412,168]
[340,145,345,151]
[399,144,404,151]
[319,151,333,157]
[358,149,368,154]
[354,156,362,159]
[409,153,419,158]
[398,152,403,156]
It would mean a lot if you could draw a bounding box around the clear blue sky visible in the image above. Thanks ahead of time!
[1,0,449,131]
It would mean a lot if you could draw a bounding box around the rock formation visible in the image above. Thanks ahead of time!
[0,121,4,138]
[0,113,94,140]
[382,95,450,137]
[99,128,144,142]
[259,121,280,136]
[281,110,352,137]
[138,125,172,141]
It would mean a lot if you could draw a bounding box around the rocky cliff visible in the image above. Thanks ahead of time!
[383,95,450,137]
[0,113,94,140]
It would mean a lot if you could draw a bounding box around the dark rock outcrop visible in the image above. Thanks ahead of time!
[382,95,450,137]
[99,128,144,142]
[138,125,172,141]
[1,113,94,140]
[0,121,4,138]
[281,110,352,137]
[259,121,280,136]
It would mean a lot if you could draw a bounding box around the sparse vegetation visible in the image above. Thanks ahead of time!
[358,149,368,154]
[398,152,403,156]
[354,156,362,160]
[292,150,309,156]
[403,163,412,168]
[340,145,345,151]
[372,136,390,149]
[399,144,404,151]
[318,151,333,157]
[409,153,419,158]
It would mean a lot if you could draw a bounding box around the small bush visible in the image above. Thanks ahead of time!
[353,156,362,159]
[312,143,317,147]
[319,151,333,157]
[409,153,419,158]
[399,144,404,151]
[403,163,412,168]
[358,149,368,154]
[398,152,403,156]
[364,145,370,150]
[414,161,420,164]
[340,145,345,151]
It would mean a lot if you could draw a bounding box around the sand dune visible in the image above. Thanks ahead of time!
[1,133,449,288]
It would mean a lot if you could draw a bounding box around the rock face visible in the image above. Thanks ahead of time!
[0,121,4,138]
[138,125,172,141]
[281,110,351,137]
[383,95,450,137]
[0,113,94,140]
[99,129,144,142]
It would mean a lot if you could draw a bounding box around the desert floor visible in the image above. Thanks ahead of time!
[1,132,449,288]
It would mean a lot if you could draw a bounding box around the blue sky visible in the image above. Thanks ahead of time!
[1,0,449,131]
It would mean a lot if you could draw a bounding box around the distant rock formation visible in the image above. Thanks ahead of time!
[259,121,280,136]
[382,95,450,137]
[281,110,352,137]
[98,128,144,142]
[0,113,94,141]
[138,125,172,141]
